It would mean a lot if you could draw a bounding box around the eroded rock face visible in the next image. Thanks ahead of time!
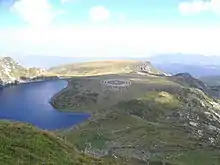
[0,56,45,86]
[133,61,167,76]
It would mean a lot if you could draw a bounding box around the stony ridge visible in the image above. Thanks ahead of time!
[0,56,50,86]
[132,61,166,75]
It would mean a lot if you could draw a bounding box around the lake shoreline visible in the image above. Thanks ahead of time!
[0,76,60,89]
[0,78,70,111]
[0,79,90,130]
[49,78,72,111]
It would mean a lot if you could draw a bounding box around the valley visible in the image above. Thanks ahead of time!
[1,58,220,164]
[2,0,220,164]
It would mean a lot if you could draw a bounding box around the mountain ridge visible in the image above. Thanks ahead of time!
[49,60,166,76]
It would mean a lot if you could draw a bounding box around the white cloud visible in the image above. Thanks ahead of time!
[1,26,220,57]
[89,6,111,21]
[11,0,62,27]
[179,0,220,15]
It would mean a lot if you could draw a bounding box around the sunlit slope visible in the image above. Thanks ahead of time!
[49,60,164,76]
[0,120,124,165]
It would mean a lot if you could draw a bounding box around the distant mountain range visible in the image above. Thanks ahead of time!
[148,53,220,66]
[147,54,220,78]
[153,63,220,78]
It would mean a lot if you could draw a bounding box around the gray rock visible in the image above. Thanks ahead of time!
[189,121,198,127]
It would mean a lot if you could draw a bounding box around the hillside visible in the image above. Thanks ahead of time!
[53,72,220,165]
[2,58,220,164]
[0,57,45,86]
[169,73,211,93]
[49,60,165,76]
[0,120,126,165]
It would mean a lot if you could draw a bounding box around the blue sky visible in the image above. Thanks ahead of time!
[0,0,220,57]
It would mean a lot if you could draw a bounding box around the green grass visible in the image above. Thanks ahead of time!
[56,88,220,165]
[0,120,153,165]
[49,60,137,76]
[51,71,220,164]
[170,150,220,165]
[0,120,125,165]
[49,60,163,76]
[5,59,220,164]
[51,74,180,113]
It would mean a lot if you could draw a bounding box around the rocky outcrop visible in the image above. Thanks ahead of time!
[133,61,167,76]
[0,56,49,87]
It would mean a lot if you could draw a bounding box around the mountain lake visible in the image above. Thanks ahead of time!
[0,80,90,130]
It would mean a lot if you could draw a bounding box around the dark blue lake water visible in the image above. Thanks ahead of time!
[0,80,90,130]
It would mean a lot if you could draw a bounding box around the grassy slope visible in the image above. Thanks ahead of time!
[48,60,163,76]
[58,90,220,165]
[51,74,178,113]
[0,120,125,165]
[53,73,220,165]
